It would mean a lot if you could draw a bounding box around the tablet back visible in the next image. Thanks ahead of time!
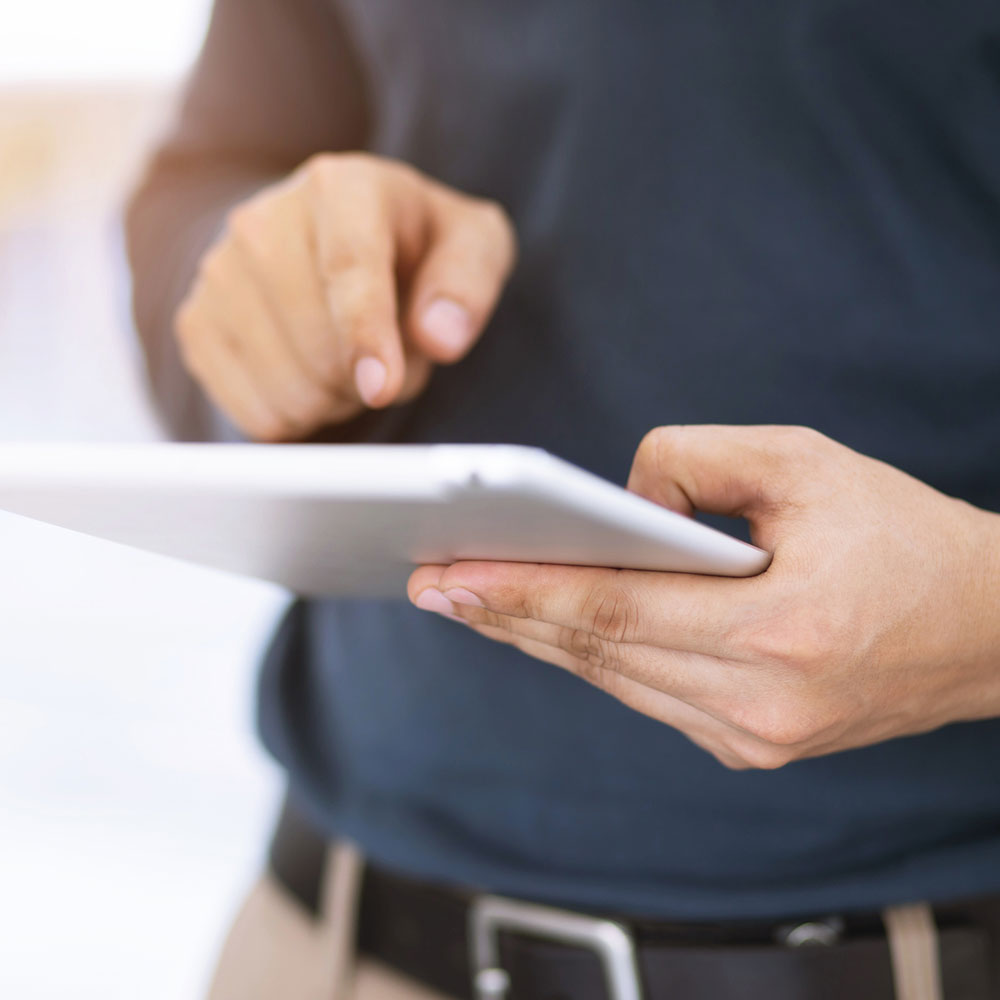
[0,444,770,595]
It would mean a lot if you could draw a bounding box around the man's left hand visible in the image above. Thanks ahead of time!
[408,426,1000,769]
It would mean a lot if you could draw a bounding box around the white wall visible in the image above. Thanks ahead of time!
[0,1,211,83]
[0,4,289,997]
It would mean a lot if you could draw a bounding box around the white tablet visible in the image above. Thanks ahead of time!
[0,443,770,596]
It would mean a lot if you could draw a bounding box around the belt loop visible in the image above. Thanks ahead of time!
[882,902,944,1000]
[318,840,366,1000]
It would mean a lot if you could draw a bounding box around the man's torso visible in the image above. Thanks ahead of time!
[260,0,1000,919]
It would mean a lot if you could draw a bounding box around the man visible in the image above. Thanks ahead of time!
[126,1,1000,997]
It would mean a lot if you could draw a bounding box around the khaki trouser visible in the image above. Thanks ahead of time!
[207,844,946,1000]
[208,844,449,1000]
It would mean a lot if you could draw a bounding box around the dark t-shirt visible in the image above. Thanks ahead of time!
[127,0,1000,919]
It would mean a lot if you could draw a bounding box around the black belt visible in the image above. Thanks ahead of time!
[269,798,999,999]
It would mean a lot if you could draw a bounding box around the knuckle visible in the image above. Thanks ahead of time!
[734,739,798,771]
[728,683,843,749]
[741,606,839,673]
[718,756,752,772]
[195,244,230,287]
[336,150,378,173]
[476,197,507,225]
[290,384,337,426]
[321,251,365,288]
[324,282,395,361]
[280,395,322,428]
[571,654,604,689]
[476,608,508,632]
[251,412,295,443]
[174,300,200,345]
[475,199,516,249]
[174,307,212,376]
[637,425,682,471]
[320,246,385,295]
[579,578,640,644]
[735,699,820,748]
[635,427,662,461]
[304,151,381,193]
[308,344,344,388]
[717,750,756,771]
[226,201,274,258]
[563,626,618,673]
[303,151,351,181]
[569,644,624,699]
[595,668,627,702]
[301,151,337,179]
[789,424,828,446]
[773,424,832,461]
[176,336,201,377]
[226,202,258,240]
[325,271,391,341]
[381,156,420,187]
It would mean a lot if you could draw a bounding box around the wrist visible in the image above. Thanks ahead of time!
[960,501,1000,713]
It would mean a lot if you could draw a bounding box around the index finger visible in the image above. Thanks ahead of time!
[309,164,407,407]
[407,560,760,656]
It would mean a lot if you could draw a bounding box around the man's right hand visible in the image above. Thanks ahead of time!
[174,153,517,440]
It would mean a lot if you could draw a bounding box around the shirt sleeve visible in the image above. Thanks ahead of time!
[124,0,370,441]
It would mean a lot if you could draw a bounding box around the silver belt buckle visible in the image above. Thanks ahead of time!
[469,894,644,1000]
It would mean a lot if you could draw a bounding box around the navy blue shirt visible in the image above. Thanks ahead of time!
[127,0,1000,918]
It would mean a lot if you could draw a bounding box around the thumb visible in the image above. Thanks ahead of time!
[627,425,828,540]
[405,196,517,363]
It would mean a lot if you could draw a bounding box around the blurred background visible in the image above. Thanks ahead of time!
[0,2,288,996]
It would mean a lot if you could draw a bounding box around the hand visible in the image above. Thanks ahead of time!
[175,154,517,440]
[408,426,1000,769]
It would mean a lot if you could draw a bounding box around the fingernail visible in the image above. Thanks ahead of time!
[421,299,472,355]
[443,588,483,607]
[414,589,457,616]
[354,357,387,406]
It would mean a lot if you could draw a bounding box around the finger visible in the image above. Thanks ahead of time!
[452,602,745,709]
[193,246,350,434]
[405,195,516,363]
[409,565,451,600]
[412,581,755,722]
[176,316,285,441]
[310,165,407,408]
[415,572,784,769]
[396,343,434,404]
[627,425,832,548]
[408,561,754,657]
[227,192,359,409]
[463,619,753,768]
